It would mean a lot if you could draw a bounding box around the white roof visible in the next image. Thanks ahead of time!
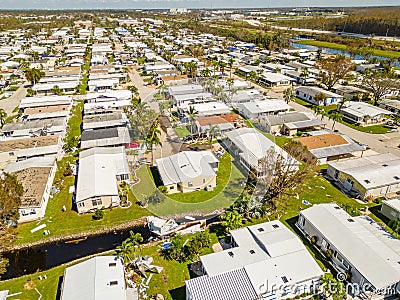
[295,86,343,99]
[85,90,132,102]
[156,151,218,186]
[190,102,231,117]
[76,147,129,202]
[5,156,55,173]
[328,153,400,189]
[340,101,391,118]
[225,128,296,171]
[199,220,323,295]
[260,72,294,83]
[61,256,126,300]
[239,99,291,114]
[301,204,400,290]
[20,95,72,108]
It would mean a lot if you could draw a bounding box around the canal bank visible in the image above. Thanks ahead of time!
[291,40,400,64]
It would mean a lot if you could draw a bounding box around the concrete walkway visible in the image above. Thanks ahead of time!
[0,84,27,115]
[127,66,159,112]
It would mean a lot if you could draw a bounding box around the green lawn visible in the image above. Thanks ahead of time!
[0,262,65,300]
[296,39,400,59]
[15,156,149,244]
[131,153,245,216]
[174,125,191,138]
[341,120,393,134]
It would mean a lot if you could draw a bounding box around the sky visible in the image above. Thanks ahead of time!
[0,0,399,10]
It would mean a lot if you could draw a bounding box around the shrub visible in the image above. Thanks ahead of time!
[310,235,318,245]
[92,208,104,220]
[158,185,168,195]
[325,249,333,259]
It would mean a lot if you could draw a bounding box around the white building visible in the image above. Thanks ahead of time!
[156,151,219,194]
[297,204,400,299]
[327,153,400,200]
[340,101,391,126]
[186,220,324,300]
[238,99,291,119]
[61,256,134,300]
[75,147,130,213]
[295,86,343,106]
[224,128,298,177]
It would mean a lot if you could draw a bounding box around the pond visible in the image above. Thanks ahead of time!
[290,41,400,67]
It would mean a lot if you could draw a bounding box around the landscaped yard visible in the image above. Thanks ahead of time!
[174,125,191,138]
[15,156,149,245]
[0,262,65,300]
[341,120,393,134]
[131,152,245,216]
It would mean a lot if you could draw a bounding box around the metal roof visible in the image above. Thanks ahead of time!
[301,204,400,290]
[186,268,257,300]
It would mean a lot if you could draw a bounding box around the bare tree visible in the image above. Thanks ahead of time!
[362,70,400,106]
[316,56,354,90]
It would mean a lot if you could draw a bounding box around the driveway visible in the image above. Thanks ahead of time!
[0,84,27,115]
[127,66,159,112]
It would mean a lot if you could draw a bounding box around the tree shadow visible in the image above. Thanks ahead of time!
[369,205,389,225]
[169,286,186,300]
[56,276,64,300]
[209,223,226,239]
[149,166,163,187]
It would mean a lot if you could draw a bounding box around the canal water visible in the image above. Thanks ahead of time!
[290,41,400,67]
[3,226,151,280]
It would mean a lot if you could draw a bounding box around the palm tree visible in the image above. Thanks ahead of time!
[200,68,211,78]
[312,105,323,119]
[207,124,219,150]
[211,60,219,77]
[25,68,45,86]
[116,240,133,265]
[187,106,198,136]
[228,58,234,79]
[51,85,64,96]
[283,87,294,104]
[146,125,162,166]
[0,109,7,128]
[218,61,227,75]
[329,111,343,130]
[300,67,309,84]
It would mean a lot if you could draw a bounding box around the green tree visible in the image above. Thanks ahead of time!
[51,85,64,96]
[187,106,198,136]
[116,239,134,264]
[0,173,23,227]
[283,87,294,104]
[220,210,244,232]
[146,123,162,166]
[362,70,400,106]
[329,111,343,130]
[0,109,7,128]
[207,124,219,150]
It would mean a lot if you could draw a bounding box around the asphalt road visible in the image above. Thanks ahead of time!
[0,84,27,115]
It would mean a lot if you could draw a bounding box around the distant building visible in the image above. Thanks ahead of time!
[295,132,366,164]
[295,86,343,106]
[169,8,188,14]
[339,101,391,126]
